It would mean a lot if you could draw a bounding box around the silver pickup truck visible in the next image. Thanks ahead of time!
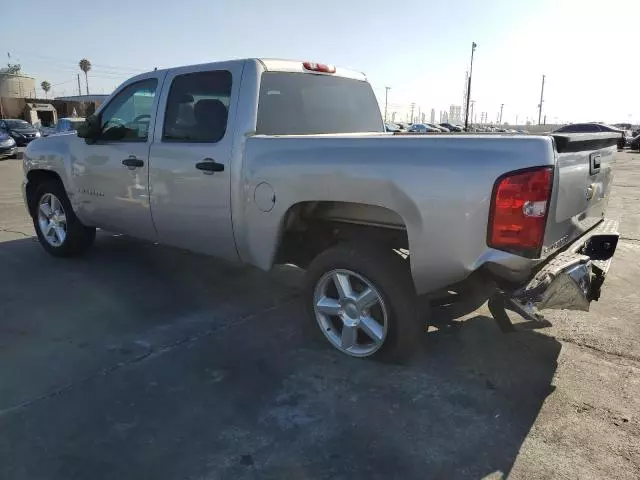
[22,58,619,361]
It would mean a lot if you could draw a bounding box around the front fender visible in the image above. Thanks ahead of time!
[22,135,91,223]
[23,136,74,192]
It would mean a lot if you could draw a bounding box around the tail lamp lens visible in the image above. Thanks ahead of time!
[488,167,553,257]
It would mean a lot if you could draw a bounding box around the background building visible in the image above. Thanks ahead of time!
[0,72,36,99]
[449,105,462,124]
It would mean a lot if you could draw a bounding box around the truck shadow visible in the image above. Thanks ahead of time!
[0,234,560,480]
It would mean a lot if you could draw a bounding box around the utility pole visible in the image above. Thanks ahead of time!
[77,74,82,96]
[499,103,504,124]
[515,114,518,125]
[464,42,477,131]
[469,100,475,129]
[384,86,390,122]
[410,103,415,123]
[537,74,545,125]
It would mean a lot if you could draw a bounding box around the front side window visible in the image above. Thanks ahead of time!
[100,78,157,142]
[162,70,232,143]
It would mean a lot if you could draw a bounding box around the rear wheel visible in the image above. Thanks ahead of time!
[304,243,422,362]
[31,180,95,257]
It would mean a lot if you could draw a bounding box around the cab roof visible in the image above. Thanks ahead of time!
[257,59,367,81]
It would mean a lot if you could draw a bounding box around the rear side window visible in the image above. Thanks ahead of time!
[256,72,383,135]
[163,70,232,143]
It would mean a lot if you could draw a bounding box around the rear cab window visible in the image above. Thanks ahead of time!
[256,73,383,135]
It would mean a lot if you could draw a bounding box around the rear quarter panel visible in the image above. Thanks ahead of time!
[236,134,556,294]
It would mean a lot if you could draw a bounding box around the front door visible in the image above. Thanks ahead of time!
[148,65,240,262]
[71,76,162,240]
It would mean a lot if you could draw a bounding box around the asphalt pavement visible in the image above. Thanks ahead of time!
[0,149,638,479]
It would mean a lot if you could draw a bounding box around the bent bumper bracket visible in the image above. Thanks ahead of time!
[489,219,619,330]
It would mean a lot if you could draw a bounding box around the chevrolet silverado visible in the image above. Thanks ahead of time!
[22,58,619,360]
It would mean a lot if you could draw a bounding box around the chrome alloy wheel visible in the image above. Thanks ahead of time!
[37,193,67,247]
[313,269,388,357]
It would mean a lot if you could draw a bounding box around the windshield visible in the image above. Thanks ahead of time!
[256,72,383,135]
[5,120,32,129]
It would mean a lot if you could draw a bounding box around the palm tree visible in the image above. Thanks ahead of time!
[79,58,92,95]
[40,81,51,99]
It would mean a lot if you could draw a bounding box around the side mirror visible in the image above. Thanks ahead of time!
[77,115,101,141]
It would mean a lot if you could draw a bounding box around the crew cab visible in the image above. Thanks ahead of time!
[22,58,619,361]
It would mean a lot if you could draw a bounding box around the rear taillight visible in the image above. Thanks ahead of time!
[488,166,553,257]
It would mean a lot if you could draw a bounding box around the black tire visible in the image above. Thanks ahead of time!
[31,179,96,257]
[304,243,422,362]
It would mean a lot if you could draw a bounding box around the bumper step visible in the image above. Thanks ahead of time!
[489,219,619,331]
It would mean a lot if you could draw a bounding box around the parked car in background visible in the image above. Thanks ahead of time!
[54,117,86,135]
[38,118,87,137]
[384,122,401,132]
[630,134,640,151]
[0,131,17,159]
[408,123,440,133]
[37,124,57,137]
[0,119,41,146]
[424,123,449,132]
[553,123,626,148]
[439,122,463,132]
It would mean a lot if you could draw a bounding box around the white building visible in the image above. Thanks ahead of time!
[449,105,462,124]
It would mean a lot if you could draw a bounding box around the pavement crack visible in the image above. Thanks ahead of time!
[555,336,640,363]
[0,228,32,238]
[620,236,640,244]
[0,348,154,419]
[0,294,300,419]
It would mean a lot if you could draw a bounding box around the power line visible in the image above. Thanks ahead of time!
[9,51,148,73]
[50,77,78,87]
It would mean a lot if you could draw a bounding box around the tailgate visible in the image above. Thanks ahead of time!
[541,132,618,257]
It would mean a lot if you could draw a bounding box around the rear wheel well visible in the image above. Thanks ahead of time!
[275,201,409,268]
[26,170,64,216]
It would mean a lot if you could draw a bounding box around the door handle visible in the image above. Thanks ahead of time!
[122,157,144,168]
[195,158,224,174]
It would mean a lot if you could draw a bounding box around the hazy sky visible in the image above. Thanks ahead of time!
[3,0,638,124]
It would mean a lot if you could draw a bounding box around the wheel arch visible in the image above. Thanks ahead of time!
[273,200,411,269]
[25,169,65,216]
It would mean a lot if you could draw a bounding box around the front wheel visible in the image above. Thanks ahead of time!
[304,243,422,362]
[31,180,96,257]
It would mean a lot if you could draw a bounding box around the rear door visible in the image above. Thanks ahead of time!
[542,133,617,256]
[148,63,242,262]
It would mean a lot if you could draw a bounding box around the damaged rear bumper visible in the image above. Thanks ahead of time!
[489,219,619,325]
